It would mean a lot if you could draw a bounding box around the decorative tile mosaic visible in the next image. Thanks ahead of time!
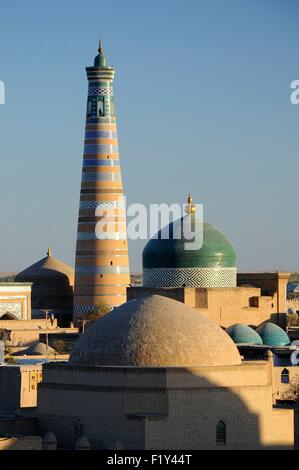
[0,302,22,320]
[143,267,237,288]
[85,130,117,139]
[88,86,114,96]
[73,305,97,314]
[81,172,121,182]
[73,304,123,314]
[84,144,118,154]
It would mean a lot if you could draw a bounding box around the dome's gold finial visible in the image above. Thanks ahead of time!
[185,194,196,215]
[47,247,52,257]
[98,39,103,55]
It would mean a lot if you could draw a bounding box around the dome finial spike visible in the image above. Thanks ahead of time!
[47,247,52,257]
[185,194,196,215]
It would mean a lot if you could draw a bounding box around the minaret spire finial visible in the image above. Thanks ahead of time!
[98,38,103,55]
[94,38,106,67]
[47,247,52,257]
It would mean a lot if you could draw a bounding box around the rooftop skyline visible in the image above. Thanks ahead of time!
[0,0,299,273]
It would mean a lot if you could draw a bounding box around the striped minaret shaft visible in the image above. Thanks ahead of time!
[73,41,130,323]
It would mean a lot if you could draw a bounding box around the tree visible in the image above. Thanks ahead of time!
[287,309,299,327]
[84,304,112,330]
[280,376,299,402]
[51,339,67,354]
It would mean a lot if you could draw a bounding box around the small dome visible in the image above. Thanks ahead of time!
[226,324,263,345]
[256,323,290,347]
[142,212,236,288]
[70,295,241,367]
[15,249,74,287]
[94,40,106,67]
[13,342,56,356]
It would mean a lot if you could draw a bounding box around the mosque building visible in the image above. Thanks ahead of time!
[34,42,299,450]
[37,295,294,449]
[1,42,299,450]
[73,42,130,324]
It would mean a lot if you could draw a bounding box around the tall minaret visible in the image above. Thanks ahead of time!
[73,41,130,323]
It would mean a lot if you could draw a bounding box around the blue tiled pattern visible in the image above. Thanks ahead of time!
[143,267,237,288]
[85,130,117,139]
[88,86,113,96]
[80,200,125,210]
[84,144,118,154]
[86,117,112,124]
[73,303,124,314]
[83,159,120,167]
[82,172,121,182]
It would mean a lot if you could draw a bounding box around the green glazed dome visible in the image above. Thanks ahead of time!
[142,213,237,288]
[143,217,236,269]
[256,323,290,347]
[226,324,263,345]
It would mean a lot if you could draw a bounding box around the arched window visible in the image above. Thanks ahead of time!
[97,97,104,116]
[0,312,17,320]
[281,368,289,384]
[216,420,226,445]
[75,418,84,439]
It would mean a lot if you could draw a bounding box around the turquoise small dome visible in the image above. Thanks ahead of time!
[226,324,263,345]
[94,40,106,67]
[256,323,290,347]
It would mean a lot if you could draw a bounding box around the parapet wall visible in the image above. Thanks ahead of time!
[127,284,283,328]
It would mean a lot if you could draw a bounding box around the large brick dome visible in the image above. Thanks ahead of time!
[69,295,241,367]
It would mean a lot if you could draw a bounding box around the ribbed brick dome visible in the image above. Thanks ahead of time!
[70,295,241,367]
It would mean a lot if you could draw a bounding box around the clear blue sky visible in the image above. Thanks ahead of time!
[0,0,298,273]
